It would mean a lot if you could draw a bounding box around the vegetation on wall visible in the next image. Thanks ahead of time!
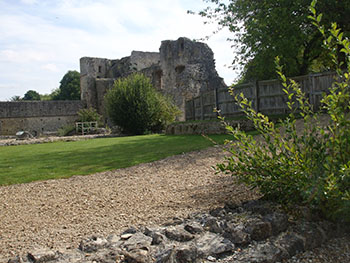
[197,0,350,82]
[105,73,180,135]
[217,1,350,222]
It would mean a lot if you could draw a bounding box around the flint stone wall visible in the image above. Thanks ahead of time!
[0,101,84,135]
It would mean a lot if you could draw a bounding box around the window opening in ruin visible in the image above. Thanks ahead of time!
[98,66,102,73]
[180,42,184,50]
[175,65,185,74]
[154,70,163,90]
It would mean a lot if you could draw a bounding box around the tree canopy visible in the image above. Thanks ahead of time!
[53,70,81,100]
[23,90,41,101]
[198,0,350,81]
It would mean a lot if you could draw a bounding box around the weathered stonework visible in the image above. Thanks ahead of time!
[80,37,227,121]
[0,101,84,136]
[0,37,226,135]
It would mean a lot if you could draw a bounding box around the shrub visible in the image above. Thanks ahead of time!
[58,124,75,137]
[77,108,102,125]
[104,73,180,135]
[217,1,350,222]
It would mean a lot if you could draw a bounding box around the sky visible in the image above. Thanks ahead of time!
[0,0,237,101]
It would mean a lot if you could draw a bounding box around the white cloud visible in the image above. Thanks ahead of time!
[20,0,38,5]
[42,63,59,72]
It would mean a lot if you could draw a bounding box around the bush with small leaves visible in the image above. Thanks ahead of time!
[217,1,350,222]
[104,73,180,135]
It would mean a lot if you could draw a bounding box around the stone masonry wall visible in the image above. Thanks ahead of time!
[0,101,84,136]
[160,37,227,120]
[80,37,227,121]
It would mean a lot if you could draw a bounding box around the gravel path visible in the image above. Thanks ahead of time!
[0,146,259,262]
[1,137,349,262]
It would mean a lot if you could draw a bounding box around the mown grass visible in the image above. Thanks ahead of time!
[0,134,233,186]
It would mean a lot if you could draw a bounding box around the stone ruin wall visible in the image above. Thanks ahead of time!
[80,37,227,121]
[0,37,226,135]
[0,101,84,136]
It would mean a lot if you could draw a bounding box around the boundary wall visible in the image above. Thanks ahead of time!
[0,101,84,136]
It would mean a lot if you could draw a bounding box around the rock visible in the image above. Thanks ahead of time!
[184,222,203,234]
[263,212,289,235]
[9,200,337,263]
[155,247,176,263]
[245,218,272,241]
[144,227,165,245]
[27,249,56,263]
[294,222,327,250]
[163,217,183,226]
[207,255,216,262]
[195,232,234,257]
[79,236,108,252]
[121,233,134,240]
[165,226,195,242]
[107,234,121,244]
[174,245,198,263]
[203,217,224,234]
[122,232,153,251]
[223,223,251,245]
[275,232,305,257]
[121,248,152,263]
[235,242,286,263]
[55,250,84,263]
[209,207,227,218]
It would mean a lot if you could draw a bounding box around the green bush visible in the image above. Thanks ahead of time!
[217,1,350,222]
[58,124,75,137]
[77,107,102,125]
[104,73,180,135]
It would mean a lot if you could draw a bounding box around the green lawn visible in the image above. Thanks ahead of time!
[0,134,232,186]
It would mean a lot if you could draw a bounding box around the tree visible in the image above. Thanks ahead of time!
[23,90,41,101]
[9,95,21,101]
[216,2,350,221]
[53,70,80,100]
[105,73,180,135]
[198,0,350,81]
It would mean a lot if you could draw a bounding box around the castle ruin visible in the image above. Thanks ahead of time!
[80,37,227,121]
[0,37,227,135]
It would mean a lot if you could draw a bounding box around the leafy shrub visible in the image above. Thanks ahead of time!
[104,73,180,135]
[58,124,75,137]
[77,108,102,124]
[217,1,350,222]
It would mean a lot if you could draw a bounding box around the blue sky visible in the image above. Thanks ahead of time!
[0,0,236,101]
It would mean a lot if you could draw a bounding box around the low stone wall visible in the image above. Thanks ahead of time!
[0,101,84,135]
[165,119,255,135]
[0,116,79,136]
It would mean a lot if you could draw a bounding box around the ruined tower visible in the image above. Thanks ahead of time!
[80,37,227,121]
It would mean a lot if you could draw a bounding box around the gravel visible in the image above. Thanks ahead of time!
[0,146,259,262]
[1,134,349,263]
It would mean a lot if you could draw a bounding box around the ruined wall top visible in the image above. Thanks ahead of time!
[79,37,227,121]
[0,101,84,118]
[129,51,160,72]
